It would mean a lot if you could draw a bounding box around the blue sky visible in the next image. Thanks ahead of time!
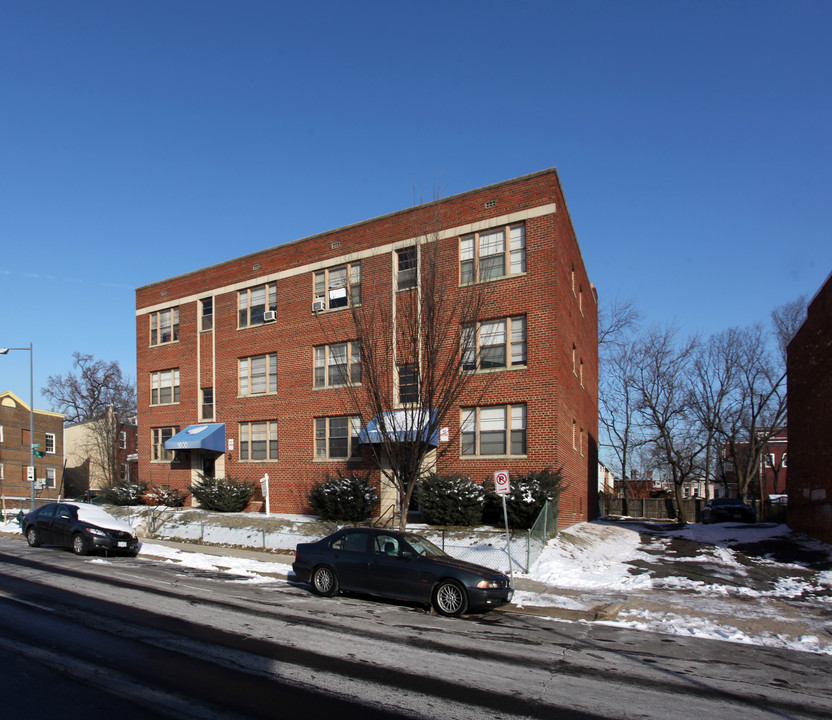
[1,1,830,406]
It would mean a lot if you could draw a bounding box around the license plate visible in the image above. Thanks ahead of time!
[118,541,127,548]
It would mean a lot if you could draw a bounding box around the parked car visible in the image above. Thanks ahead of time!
[702,497,756,524]
[292,527,513,616]
[22,502,139,556]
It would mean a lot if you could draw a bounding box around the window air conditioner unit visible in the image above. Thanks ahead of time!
[312,300,326,313]
[263,310,277,322]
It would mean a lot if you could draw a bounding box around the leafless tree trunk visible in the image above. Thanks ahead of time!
[321,201,493,531]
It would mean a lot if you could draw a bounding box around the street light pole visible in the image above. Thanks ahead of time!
[0,343,35,511]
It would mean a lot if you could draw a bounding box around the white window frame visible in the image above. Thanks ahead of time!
[149,307,179,346]
[461,404,526,457]
[462,316,526,372]
[119,431,127,450]
[315,416,362,460]
[239,420,278,461]
[238,283,277,328]
[397,247,417,291]
[314,342,361,387]
[151,427,178,462]
[200,297,214,332]
[45,432,56,454]
[314,263,361,311]
[45,468,56,488]
[459,223,525,284]
[150,369,180,405]
[239,354,277,397]
[201,388,214,420]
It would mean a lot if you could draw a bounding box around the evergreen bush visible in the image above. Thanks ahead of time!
[101,481,148,506]
[189,473,256,512]
[307,471,378,522]
[418,474,485,526]
[486,467,566,530]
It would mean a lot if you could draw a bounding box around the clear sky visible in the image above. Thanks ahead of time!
[1,1,830,407]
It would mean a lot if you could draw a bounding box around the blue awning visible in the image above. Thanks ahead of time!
[165,424,226,453]
[358,410,438,447]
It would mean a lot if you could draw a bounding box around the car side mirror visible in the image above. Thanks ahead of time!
[401,551,415,561]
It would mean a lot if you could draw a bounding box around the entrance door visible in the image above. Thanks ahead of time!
[202,455,216,477]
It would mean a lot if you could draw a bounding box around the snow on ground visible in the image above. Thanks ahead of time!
[3,508,830,655]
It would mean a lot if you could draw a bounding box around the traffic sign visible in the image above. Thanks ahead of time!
[494,470,510,496]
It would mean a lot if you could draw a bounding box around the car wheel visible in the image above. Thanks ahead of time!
[311,565,339,597]
[432,580,468,617]
[26,527,41,547]
[71,533,90,556]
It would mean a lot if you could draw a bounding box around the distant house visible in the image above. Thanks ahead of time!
[64,408,139,498]
[787,271,832,544]
[720,427,788,500]
[0,390,65,504]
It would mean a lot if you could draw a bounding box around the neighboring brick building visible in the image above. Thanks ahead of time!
[787,272,832,543]
[0,390,65,505]
[135,169,599,528]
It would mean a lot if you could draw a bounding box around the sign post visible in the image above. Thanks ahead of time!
[259,473,270,516]
[493,470,513,587]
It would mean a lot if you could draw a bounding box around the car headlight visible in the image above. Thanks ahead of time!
[476,579,503,589]
[85,527,107,537]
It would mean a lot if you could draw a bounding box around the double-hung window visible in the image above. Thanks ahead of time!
[314,342,361,387]
[45,433,56,454]
[201,297,213,331]
[152,427,178,462]
[460,223,525,283]
[314,263,361,310]
[398,364,419,404]
[239,420,278,461]
[150,308,179,346]
[150,369,180,405]
[239,283,277,328]
[397,247,417,290]
[462,316,526,371]
[461,404,526,456]
[201,388,214,419]
[315,416,361,459]
[239,354,277,396]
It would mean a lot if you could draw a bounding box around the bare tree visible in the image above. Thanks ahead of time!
[43,353,136,488]
[42,352,136,423]
[632,326,703,523]
[323,201,493,531]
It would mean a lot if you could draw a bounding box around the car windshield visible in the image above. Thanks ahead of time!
[403,533,446,557]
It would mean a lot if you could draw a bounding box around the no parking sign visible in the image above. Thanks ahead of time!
[494,470,510,496]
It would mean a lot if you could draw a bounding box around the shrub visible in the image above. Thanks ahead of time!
[486,467,566,530]
[418,474,485,526]
[189,473,256,512]
[145,486,189,507]
[101,481,148,506]
[307,471,378,522]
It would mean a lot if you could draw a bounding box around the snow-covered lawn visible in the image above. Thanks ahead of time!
[3,508,830,655]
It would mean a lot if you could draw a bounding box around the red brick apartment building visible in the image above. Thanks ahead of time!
[135,169,599,528]
[787,271,832,543]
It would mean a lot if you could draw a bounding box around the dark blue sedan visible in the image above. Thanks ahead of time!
[293,527,513,616]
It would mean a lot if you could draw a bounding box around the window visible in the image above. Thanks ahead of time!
[331,531,369,553]
[238,283,277,328]
[0,464,3,481]
[201,297,213,332]
[398,364,419,404]
[119,463,127,481]
[462,316,526,371]
[239,354,277,396]
[782,452,788,468]
[152,427,178,462]
[315,416,361,459]
[397,247,417,290]
[45,468,56,489]
[45,433,56,454]
[0,426,4,443]
[202,388,214,419]
[119,431,127,450]
[314,342,361,387]
[150,369,180,405]
[579,358,584,388]
[461,405,526,456]
[314,263,361,310]
[239,420,278,461]
[460,223,525,283]
[572,420,577,450]
[150,308,179,346]
[579,286,584,316]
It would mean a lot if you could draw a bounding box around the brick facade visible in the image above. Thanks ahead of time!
[0,391,65,504]
[787,272,832,543]
[135,169,599,527]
